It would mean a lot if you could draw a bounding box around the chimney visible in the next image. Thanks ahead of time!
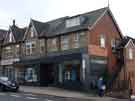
[13,19,15,26]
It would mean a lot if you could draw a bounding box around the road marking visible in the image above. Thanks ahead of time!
[45,99,54,101]
[10,94,21,98]
[24,93,36,96]
[26,97,38,100]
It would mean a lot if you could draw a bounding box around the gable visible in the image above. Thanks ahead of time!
[107,9,123,39]
[23,22,37,40]
[125,39,135,48]
[4,29,15,44]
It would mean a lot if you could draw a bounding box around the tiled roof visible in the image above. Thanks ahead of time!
[32,7,108,37]
[10,25,26,42]
[119,36,135,47]
[0,29,7,41]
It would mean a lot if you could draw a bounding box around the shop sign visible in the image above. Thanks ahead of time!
[1,58,20,65]
[91,59,107,64]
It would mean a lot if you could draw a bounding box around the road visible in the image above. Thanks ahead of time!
[0,91,129,101]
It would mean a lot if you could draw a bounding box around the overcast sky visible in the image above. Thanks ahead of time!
[0,0,134,37]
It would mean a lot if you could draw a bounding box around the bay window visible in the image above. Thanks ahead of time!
[47,38,58,52]
[25,41,36,56]
[4,46,12,58]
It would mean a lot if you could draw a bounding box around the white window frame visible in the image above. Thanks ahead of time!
[111,39,116,48]
[66,17,80,28]
[4,46,12,57]
[100,34,105,48]
[129,48,133,60]
[74,33,80,48]
[25,41,36,55]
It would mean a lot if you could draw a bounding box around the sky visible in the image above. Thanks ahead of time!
[0,0,134,37]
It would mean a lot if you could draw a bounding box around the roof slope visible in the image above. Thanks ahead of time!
[31,7,108,38]
[10,25,26,42]
[119,36,135,47]
[0,29,7,41]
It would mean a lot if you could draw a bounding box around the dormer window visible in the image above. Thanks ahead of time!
[66,17,80,28]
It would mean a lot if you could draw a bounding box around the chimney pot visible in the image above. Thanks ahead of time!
[13,20,15,26]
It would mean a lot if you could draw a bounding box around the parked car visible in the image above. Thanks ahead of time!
[0,77,19,92]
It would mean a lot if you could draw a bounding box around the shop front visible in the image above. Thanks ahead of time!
[0,58,20,80]
[14,48,91,90]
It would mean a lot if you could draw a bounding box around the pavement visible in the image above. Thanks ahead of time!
[0,91,129,101]
[20,86,129,101]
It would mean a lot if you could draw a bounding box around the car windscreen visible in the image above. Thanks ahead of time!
[0,77,8,81]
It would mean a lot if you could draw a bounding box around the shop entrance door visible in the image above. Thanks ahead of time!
[40,64,54,86]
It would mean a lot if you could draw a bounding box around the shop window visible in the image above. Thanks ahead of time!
[64,63,80,81]
[99,34,105,48]
[25,68,37,82]
[64,71,71,80]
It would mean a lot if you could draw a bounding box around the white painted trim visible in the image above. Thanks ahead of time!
[23,19,31,40]
[4,27,16,43]
[9,27,16,43]
[107,9,123,38]
[88,8,108,30]
[88,7,123,39]
[31,20,38,37]
[23,19,38,40]
[125,39,135,48]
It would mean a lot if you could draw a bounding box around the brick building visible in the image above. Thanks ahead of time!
[113,36,135,93]
[0,7,124,90]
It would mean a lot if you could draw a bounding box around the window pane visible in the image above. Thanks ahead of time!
[66,17,80,28]
[129,48,133,60]
[100,35,105,48]
[61,36,69,50]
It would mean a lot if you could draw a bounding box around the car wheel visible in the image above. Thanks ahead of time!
[0,85,5,92]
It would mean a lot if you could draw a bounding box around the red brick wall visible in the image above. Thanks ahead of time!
[113,41,135,91]
[87,11,122,73]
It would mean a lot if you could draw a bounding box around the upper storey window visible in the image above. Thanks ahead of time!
[66,17,80,28]
[129,48,133,60]
[61,35,69,50]
[99,34,105,48]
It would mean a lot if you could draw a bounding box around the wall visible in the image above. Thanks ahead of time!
[88,11,122,73]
